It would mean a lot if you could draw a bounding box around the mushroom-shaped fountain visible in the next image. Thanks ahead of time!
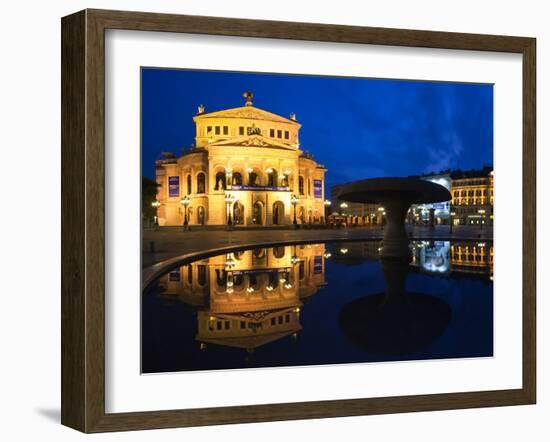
[338,178,451,260]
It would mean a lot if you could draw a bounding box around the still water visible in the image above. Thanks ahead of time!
[142,240,493,373]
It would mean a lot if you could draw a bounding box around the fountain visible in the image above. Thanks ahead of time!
[337,177,451,260]
[339,257,452,356]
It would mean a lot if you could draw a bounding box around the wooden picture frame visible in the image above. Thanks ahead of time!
[61,8,536,433]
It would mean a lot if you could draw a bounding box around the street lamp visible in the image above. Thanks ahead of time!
[151,200,161,229]
[339,202,349,227]
[180,195,190,230]
[478,208,486,231]
[225,193,236,230]
[378,206,385,229]
[291,194,299,226]
[450,210,456,235]
[324,199,331,225]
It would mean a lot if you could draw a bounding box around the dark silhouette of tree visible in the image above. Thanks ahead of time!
[142,176,160,224]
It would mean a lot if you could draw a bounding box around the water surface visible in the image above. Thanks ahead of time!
[142,240,493,373]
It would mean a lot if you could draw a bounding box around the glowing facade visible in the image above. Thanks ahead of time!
[157,244,327,350]
[155,93,327,227]
[450,169,494,226]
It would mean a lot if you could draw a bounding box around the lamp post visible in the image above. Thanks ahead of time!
[478,208,486,231]
[225,193,235,230]
[450,210,456,235]
[291,194,299,227]
[180,195,190,231]
[324,200,331,225]
[340,202,348,226]
[151,200,161,229]
[377,206,385,229]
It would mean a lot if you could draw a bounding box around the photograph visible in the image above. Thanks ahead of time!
[141,68,494,374]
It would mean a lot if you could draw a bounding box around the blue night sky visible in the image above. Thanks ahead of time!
[141,68,493,191]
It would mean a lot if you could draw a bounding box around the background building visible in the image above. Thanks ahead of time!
[331,167,493,227]
[329,184,382,226]
[412,173,452,225]
[155,92,326,227]
[450,167,494,226]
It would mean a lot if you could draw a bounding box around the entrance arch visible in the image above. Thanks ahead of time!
[272,201,285,225]
[197,206,206,225]
[252,201,264,225]
[233,201,244,225]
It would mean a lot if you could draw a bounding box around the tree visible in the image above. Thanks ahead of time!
[142,176,160,225]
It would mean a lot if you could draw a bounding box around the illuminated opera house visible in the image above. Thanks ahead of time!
[157,244,327,350]
[155,92,327,227]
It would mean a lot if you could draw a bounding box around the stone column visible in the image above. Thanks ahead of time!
[428,208,435,228]
[380,199,411,261]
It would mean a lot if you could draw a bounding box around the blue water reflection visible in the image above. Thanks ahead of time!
[142,240,493,373]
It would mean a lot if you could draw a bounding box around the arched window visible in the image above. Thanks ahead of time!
[273,246,285,259]
[197,172,206,194]
[187,174,192,194]
[298,176,304,195]
[267,170,278,187]
[281,174,289,187]
[215,269,226,287]
[197,265,207,286]
[249,172,259,186]
[268,272,279,288]
[215,172,226,190]
[232,172,243,186]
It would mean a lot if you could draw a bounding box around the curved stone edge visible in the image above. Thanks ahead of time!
[141,236,493,293]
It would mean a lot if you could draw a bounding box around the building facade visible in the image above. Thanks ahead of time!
[450,168,494,226]
[329,184,382,226]
[155,93,327,227]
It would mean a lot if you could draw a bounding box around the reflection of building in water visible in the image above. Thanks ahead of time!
[412,241,450,273]
[331,240,381,264]
[155,92,326,227]
[158,244,327,349]
[327,240,493,277]
[450,242,494,276]
[411,241,493,277]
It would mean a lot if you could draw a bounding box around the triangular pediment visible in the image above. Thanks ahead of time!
[208,134,298,150]
[194,106,300,126]
[198,329,299,350]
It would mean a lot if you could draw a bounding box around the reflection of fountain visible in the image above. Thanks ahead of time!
[338,178,451,260]
[339,257,451,356]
